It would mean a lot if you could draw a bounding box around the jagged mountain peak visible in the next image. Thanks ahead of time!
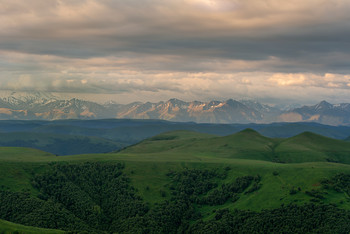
[166,98,189,106]
[314,100,333,110]
[0,95,349,125]
[280,100,350,126]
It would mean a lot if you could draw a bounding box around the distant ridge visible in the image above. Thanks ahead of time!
[0,132,124,156]
[0,92,349,125]
[279,100,350,125]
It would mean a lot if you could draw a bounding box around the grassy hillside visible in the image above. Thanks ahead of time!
[119,130,216,154]
[1,129,350,232]
[120,129,350,164]
[1,141,350,211]
[1,157,350,232]
[0,219,63,233]
[275,132,350,164]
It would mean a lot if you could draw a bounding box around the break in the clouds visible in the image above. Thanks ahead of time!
[0,0,350,104]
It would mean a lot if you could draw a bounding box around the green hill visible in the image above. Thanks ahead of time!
[191,128,279,161]
[120,129,350,164]
[120,130,216,154]
[275,132,350,164]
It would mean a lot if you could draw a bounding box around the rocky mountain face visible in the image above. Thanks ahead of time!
[108,99,267,123]
[0,92,111,120]
[0,92,349,125]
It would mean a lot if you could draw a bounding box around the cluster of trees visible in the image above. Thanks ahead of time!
[122,168,257,233]
[305,189,326,201]
[167,168,221,198]
[1,164,261,232]
[0,190,88,231]
[202,175,260,205]
[189,204,350,233]
[32,162,148,232]
[1,163,350,233]
[166,168,261,206]
[322,173,350,196]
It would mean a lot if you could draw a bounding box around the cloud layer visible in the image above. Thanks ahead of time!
[0,0,350,104]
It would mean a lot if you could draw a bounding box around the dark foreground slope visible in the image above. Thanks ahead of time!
[1,158,350,233]
[1,130,350,233]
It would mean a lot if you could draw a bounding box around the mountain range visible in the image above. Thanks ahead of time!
[0,92,349,125]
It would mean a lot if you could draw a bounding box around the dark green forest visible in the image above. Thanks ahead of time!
[1,162,350,233]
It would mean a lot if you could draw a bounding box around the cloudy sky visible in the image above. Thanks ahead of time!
[1,0,350,104]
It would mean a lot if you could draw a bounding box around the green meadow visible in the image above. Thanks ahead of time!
[0,219,63,234]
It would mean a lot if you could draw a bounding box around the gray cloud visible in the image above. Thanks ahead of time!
[0,0,350,104]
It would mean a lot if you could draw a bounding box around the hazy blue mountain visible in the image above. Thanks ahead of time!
[0,132,124,155]
[0,119,349,141]
[280,101,350,125]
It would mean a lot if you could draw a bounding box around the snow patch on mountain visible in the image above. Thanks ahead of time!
[0,92,349,125]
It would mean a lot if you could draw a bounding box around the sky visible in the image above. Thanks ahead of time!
[0,0,350,105]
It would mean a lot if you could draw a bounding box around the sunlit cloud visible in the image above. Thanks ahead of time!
[0,0,350,104]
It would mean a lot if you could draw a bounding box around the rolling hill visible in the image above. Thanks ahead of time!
[275,132,350,164]
[120,129,350,164]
